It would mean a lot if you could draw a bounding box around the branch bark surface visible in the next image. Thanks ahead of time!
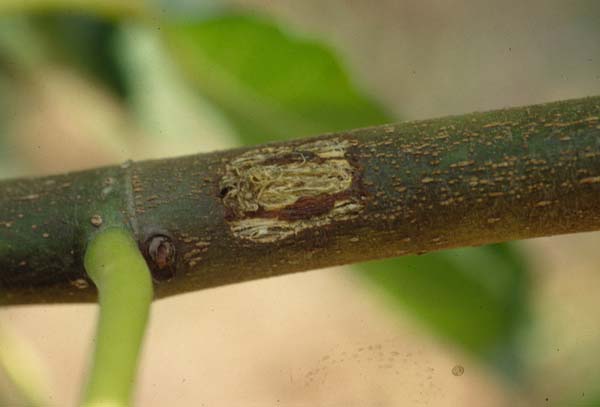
[2,96,600,305]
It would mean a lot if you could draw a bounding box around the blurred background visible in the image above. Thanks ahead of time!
[1,1,600,405]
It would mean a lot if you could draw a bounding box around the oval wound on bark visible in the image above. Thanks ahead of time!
[219,138,364,243]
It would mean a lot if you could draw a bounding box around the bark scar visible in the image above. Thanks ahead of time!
[219,138,364,243]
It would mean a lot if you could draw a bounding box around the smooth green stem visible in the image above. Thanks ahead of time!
[82,228,153,407]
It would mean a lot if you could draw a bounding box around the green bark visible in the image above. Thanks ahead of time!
[1,96,599,305]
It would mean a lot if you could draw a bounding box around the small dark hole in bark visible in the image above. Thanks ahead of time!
[145,235,176,281]
[219,186,232,198]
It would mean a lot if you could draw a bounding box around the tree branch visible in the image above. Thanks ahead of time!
[2,96,600,305]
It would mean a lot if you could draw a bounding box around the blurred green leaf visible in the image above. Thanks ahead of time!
[164,14,391,145]
[0,15,125,178]
[0,17,48,179]
[165,12,529,372]
[0,13,127,97]
[359,244,529,371]
[0,0,144,19]
[0,15,135,177]
[114,22,238,157]
[32,13,127,97]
